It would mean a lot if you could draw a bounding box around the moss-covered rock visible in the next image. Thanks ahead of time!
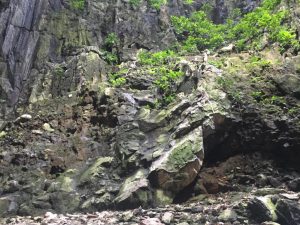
[48,169,78,193]
[0,197,10,216]
[149,127,204,194]
[114,169,152,209]
[248,196,278,222]
[79,157,113,185]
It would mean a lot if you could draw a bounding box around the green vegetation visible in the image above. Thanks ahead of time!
[251,91,264,101]
[137,50,183,106]
[288,105,300,117]
[171,0,299,52]
[129,0,142,7]
[0,131,6,139]
[208,59,224,69]
[184,0,194,5]
[231,3,298,51]
[108,69,128,87]
[171,11,226,52]
[247,56,271,71]
[148,0,167,10]
[102,33,119,65]
[70,0,85,10]
[104,33,119,49]
[103,52,118,65]
[138,50,177,66]
[54,66,65,77]
[262,95,286,106]
[216,76,243,103]
[154,67,183,104]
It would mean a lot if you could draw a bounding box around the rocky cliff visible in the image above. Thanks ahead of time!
[0,0,300,224]
[0,0,261,118]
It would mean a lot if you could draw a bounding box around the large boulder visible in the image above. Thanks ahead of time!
[114,169,152,209]
[149,127,204,194]
[248,196,278,223]
[276,199,300,225]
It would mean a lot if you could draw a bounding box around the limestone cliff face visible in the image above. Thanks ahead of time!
[0,0,300,217]
[0,0,261,120]
[0,0,45,110]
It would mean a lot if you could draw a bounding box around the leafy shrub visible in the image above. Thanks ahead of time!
[138,50,177,66]
[137,49,184,105]
[251,91,264,101]
[230,7,288,50]
[154,67,183,105]
[261,0,281,10]
[70,0,85,10]
[184,0,194,5]
[109,69,128,87]
[171,0,298,52]
[262,95,286,106]
[249,56,271,69]
[154,67,183,91]
[104,33,119,49]
[102,33,120,64]
[200,3,213,15]
[171,11,226,51]
[216,76,234,90]
[103,52,118,65]
[54,66,65,77]
[148,0,167,10]
[129,0,142,7]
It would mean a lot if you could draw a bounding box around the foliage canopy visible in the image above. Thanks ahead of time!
[171,0,299,52]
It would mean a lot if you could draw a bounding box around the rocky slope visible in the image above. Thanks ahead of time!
[0,0,261,117]
[1,152,300,225]
[0,0,300,225]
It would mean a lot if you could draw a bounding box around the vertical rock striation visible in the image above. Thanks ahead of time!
[0,0,44,111]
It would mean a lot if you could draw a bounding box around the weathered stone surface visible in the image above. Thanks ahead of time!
[218,208,238,222]
[0,0,300,218]
[276,199,300,225]
[114,169,151,209]
[248,196,277,222]
[149,127,204,194]
[272,73,300,99]
[79,157,113,185]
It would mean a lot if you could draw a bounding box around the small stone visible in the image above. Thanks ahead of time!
[280,193,299,200]
[191,205,204,213]
[104,87,115,97]
[32,130,43,135]
[122,211,134,222]
[15,114,32,122]
[0,197,10,215]
[218,208,238,222]
[42,123,54,132]
[140,218,164,225]
[177,222,189,225]
[161,212,173,224]
[288,178,300,192]
[95,188,106,195]
[0,131,6,138]
[261,222,281,225]
[219,43,235,53]
[44,211,57,220]
[20,114,32,120]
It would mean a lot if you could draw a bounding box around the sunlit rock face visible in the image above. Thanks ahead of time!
[0,0,299,218]
[0,0,260,116]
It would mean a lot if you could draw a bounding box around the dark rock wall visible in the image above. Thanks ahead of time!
[0,0,44,109]
[0,0,261,120]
